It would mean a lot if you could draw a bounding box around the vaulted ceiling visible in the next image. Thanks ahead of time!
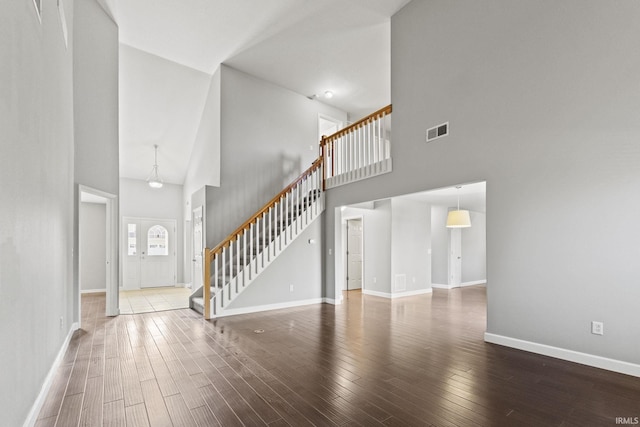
[100,0,412,184]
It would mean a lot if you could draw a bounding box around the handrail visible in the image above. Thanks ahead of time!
[208,157,323,262]
[321,104,392,145]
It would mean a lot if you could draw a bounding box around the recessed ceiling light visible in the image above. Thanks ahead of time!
[324,90,334,99]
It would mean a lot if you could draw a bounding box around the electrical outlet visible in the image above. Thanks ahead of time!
[373,277,377,284]
[59,316,64,329]
[289,284,294,292]
[591,321,604,335]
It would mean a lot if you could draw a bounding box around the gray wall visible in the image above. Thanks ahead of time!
[390,198,431,293]
[339,199,431,296]
[184,67,221,220]
[80,203,107,291]
[0,1,75,425]
[324,0,640,366]
[73,0,119,195]
[72,0,119,320]
[430,205,449,285]
[226,217,323,310]
[206,65,347,247]
[339,202,392,294]
[462,211,486,284]
[120,178,185,283]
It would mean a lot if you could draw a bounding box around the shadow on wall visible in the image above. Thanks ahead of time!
[206,153,303,247]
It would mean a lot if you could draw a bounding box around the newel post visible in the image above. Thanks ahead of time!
[320,136,326,191]
[203,248,211,320]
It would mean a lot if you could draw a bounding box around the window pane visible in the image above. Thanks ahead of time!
[148,225,168,256]
[127,224,136,255]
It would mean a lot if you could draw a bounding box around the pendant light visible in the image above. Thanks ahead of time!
[446,186,471,228]
[147,144,163,189]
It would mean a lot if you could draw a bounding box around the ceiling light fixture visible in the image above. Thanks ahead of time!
[324,90,334,99]
[147,144,163,189]
[446,186,471,228]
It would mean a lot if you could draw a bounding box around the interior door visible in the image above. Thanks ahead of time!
[140,219,176,288]
[192,206,204,290]
[347,219,363,290]
[449,228,462,287]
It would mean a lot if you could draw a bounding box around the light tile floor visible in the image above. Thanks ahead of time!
[119,286,192,314]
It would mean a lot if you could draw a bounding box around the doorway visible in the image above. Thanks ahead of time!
[318,114,343,141]
[346,218,363,290]
[79,186,118,319]
[191,206,204,290]
[122,217,177,289]
[448,228,462,287]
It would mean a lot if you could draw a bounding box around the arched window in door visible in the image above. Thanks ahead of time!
[147,225,168,256]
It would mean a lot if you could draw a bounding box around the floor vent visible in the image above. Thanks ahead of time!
[426,122,449,142]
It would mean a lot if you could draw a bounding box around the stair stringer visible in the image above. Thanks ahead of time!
[210,193,324,318]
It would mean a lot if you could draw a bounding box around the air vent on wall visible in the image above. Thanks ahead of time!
[426,122,449,142]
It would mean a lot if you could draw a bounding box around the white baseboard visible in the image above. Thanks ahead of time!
[431,281,486,290]
[461,280,486,287]
[215,298,324,318]
[80,288,106,294]
[323,297,341,305]
[24,322,80,427]
[363,288,432,299]
[484,332,640,378]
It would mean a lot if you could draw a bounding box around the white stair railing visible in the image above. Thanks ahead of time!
[321,105,392,188]
[202,159,324,319]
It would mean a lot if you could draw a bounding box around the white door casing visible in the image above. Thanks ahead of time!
[449,228,462,287]
[192,206,204,290]
[347,218,363,290]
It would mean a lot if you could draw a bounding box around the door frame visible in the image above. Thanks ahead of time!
[191,206,204,291]
[79,185,118,318]
[448,227,462,287]
[341,214,364,292]
[121,216,178,290]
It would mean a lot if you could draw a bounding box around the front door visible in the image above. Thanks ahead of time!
[123,217,176,289]
[347,219,363,290]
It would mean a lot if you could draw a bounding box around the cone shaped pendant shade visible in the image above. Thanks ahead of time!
[446,186,471,228]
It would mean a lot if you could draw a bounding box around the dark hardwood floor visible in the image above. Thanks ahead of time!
[35,286,639,426]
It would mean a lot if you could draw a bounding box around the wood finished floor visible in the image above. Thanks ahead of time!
[36,286,639,426]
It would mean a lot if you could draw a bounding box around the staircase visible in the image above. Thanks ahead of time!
[190,160,324,318]
[191,105,392,319]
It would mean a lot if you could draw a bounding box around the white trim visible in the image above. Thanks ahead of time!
[431,281,486,290]
[322,297,338,305]
[23,322,79,427]
[81,289,106,294]
[393,288,433,298]
[461,280,486,287]
[484,333,640,378]
[325,158,393,189]
[363,289,392,298]
[431,283,453,289]
[215,298,324,318]
[363,288,432,299]
[79,186,118,319]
